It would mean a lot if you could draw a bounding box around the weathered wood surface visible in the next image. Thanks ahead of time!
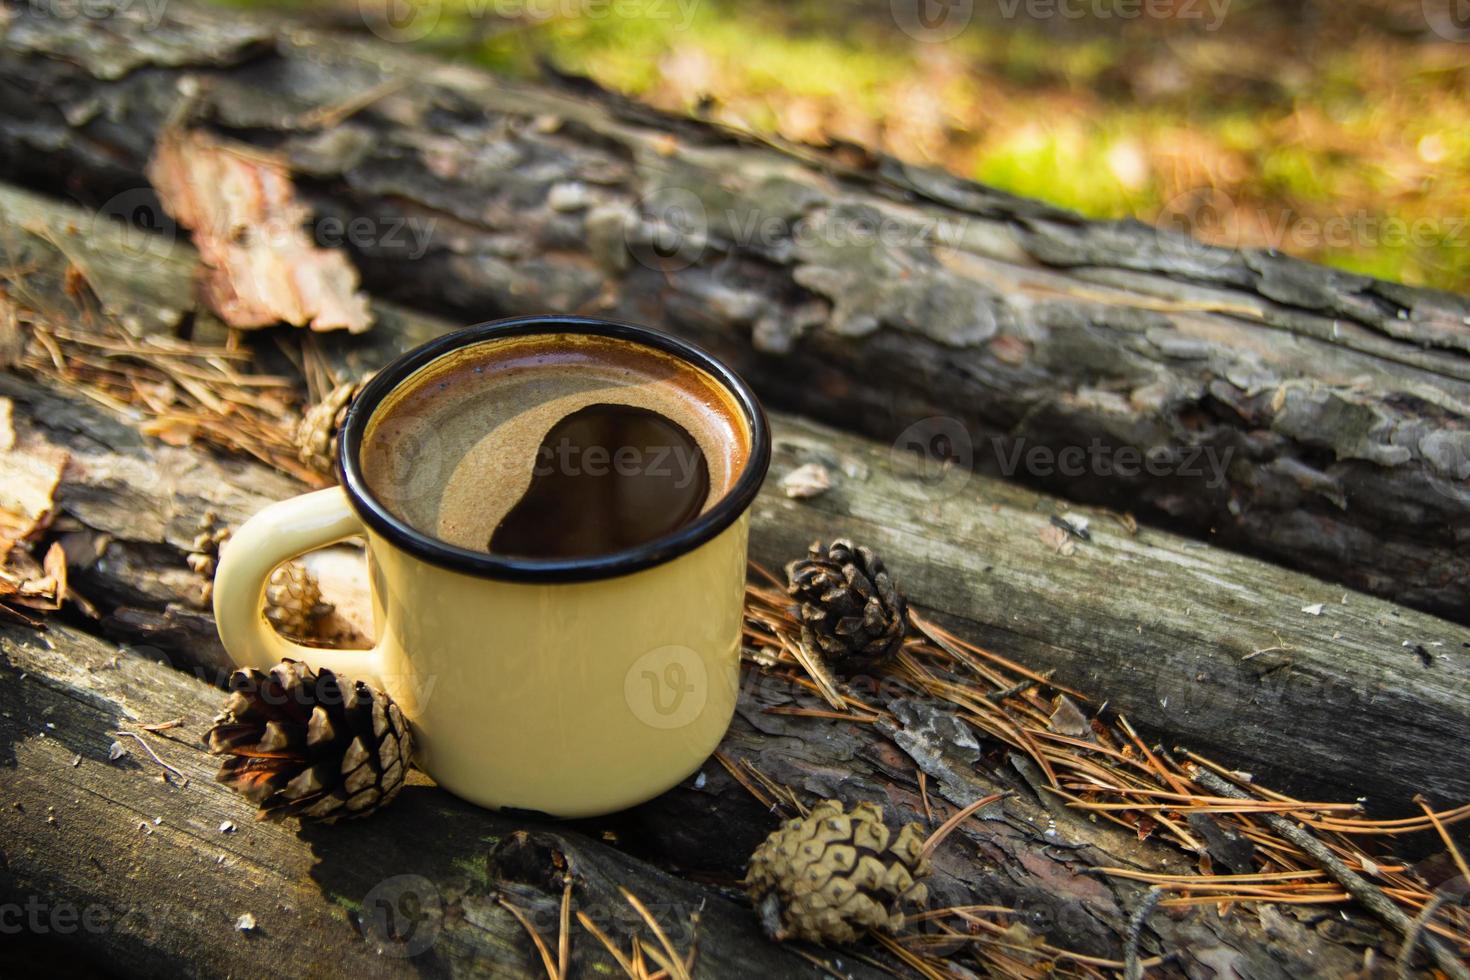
[0,194,1461,980]
[3,178,1468,817]
[0,623,905,980]
[0,1,1468,626]
[0,185,1439,977]
[4,609,1403,979]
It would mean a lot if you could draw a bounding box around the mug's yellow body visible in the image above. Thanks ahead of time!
[213,486,747,818]
[366,512,747,816]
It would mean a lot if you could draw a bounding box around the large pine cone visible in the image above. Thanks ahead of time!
[744,799,930,944]
[786,540,907,673]
[206,660,411,823]
[295,376,371,475]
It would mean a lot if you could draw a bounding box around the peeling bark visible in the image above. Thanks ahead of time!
[146,128,373,333]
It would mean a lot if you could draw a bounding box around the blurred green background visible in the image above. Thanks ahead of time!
[218,0,1470,292]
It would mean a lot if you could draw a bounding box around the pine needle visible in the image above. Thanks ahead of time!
[498,895,560,980]
[921,791,1009,861]
[576,912,639,979]
[619,888,691,980]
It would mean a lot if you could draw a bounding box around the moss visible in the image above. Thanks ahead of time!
[330,892,362,915]
[451,856,491,889]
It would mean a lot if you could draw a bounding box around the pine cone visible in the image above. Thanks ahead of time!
[206,660,411,823]
[786,540,907,673]
[744,800,930,945]
[187,510,232,603]
[295,376,371,475]
[264,561,325,638]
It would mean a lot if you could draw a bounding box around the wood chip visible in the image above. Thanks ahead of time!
[1048,695,1091,737]
[0,295,20,368]
[1039,523,1076,556]
[780,462,833,499]
[146,128,372,334]
[0,396,13,451]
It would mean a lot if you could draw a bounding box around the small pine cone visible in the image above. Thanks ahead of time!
[786,540,907,673]
[206,660,412,823]
[744,800,930,945]
[187,510,233,603]
[264,561,324,638]
[295,377,371,475]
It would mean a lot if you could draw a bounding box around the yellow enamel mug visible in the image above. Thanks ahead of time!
[212,316,771,818]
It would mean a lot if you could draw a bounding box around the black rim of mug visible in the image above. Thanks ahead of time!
[338,315,772,582]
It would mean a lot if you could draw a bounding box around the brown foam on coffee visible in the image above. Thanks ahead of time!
[359,333,749,554]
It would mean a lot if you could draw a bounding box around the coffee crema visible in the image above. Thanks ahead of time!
[358,333,750,560]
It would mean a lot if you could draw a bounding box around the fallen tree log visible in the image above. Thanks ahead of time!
[2,178,1467,817]
[0,622,907,980]
[0,164,1458,846]
[5,610,1404,978]
[1,1,1467,626]
[0,193,1466,972]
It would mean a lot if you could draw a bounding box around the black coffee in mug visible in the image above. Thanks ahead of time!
[358,333,747,560]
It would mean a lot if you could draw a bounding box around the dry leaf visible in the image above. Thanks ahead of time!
[146,129,372,334]
[11,540,66,611]
[0,431,68,618]
[0,440,68,539]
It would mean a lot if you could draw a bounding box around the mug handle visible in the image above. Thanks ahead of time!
[213,486,384,687]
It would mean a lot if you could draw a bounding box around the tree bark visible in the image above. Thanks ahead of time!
[1,621,902,980]
[5,609,1402,979]
[0,0,1467,627]
[0,184,1454,975]
[2,178,1467,815]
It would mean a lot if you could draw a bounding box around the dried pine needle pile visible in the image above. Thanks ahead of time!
[19,315,314,482]
[742,572,1470,976]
